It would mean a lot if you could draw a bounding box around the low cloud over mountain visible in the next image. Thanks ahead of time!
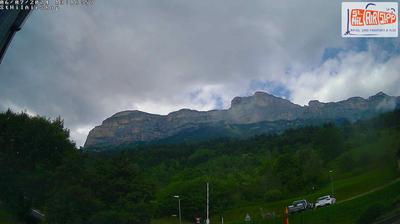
[85,92,400,148]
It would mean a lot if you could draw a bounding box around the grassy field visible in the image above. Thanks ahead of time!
[0,206,16,224]
[1,161,398,224]
[152,165,400,224]
[288,179,400,224]
[152,129,400,224]
[2,163,396,224]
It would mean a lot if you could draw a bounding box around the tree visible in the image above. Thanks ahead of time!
[273,154,303,193]
[314,124,345,160]
[0,111,75,222]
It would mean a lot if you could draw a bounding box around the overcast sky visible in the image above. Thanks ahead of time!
[1,0,400,146]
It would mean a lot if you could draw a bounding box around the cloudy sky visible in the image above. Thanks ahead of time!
[1,0,400,146]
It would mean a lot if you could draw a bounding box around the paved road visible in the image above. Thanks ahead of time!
[334,177,400,224]
[374,213,400,224]
[338,178,400,205]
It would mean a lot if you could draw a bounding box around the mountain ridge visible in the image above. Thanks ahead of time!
[84,92,400,148]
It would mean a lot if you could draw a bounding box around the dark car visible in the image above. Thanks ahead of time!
[288,199,313,214]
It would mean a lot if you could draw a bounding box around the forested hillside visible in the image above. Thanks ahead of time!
[121,110,400,222]
[0,110,154,224]
[0,109,399,223]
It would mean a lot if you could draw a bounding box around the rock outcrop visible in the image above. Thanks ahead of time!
[84,92,400,148]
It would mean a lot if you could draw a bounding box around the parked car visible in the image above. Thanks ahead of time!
[287,199,313,214]
[315,195,336,208]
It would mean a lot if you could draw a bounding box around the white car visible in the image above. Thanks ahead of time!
[315,195,336,208]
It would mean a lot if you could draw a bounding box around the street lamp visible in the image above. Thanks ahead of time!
[173,195,182,224]
[329,170,335,196]
[206,182,210,224]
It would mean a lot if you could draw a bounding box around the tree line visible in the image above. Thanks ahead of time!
[0,109,399,223]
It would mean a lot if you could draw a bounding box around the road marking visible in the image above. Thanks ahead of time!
[338,177,400,204]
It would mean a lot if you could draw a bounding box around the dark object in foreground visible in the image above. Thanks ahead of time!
[0,2,34,63]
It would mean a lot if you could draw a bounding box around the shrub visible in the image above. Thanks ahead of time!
[263,189,283,202]
[357,203,386,224]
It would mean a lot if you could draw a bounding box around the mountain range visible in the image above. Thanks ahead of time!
[84,92,400,149]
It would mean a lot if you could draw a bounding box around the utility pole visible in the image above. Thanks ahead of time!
[173,195,182,224]
[329,170,335,196]
[206,182,210,224]
[329,170,334,224]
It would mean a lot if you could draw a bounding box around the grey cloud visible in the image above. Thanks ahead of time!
[0,0,394,146]
[376,98,398,111]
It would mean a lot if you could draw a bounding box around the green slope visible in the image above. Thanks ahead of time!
[152,167,399,224]
[0,207,16,224]
[2,110,400,224]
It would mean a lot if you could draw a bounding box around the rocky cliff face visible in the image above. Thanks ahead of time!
[84,92,400,148]
[227,92,303,123]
